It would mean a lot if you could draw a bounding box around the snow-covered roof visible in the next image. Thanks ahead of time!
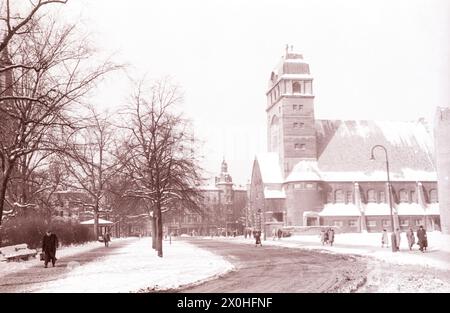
[315,119,436,182]
[264,188,286,199]
[319,204,361,217]
[364,203,392,216]
[284,160,322,183]
[279,73,313,80]
[256,153,283,184]
[80,218,114,225]
[198,185,219,191]
[396,203,426,216]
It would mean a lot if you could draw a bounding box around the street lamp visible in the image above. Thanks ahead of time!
[370,145,397,252]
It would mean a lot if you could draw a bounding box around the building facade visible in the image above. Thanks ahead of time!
[249,47,440,233]
[166,160,248,236]
[435,107,450,234]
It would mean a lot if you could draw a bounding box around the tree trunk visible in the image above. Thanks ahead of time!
[156,202,163,257]
[94,203,99,240]
[151,216,156,250]
[0,165,13,227]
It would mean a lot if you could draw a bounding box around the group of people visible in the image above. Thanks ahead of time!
[381,225,428,252]
[320,228,335,246]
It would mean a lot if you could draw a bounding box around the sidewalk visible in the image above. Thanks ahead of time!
[208,232,450,271]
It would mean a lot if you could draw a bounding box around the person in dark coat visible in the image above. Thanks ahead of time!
[327,228,335,246]
[104,231,111,247]
[42,230,59,268]
[417,225,427,253]
[277,228,283,240]
[254,230,262,247]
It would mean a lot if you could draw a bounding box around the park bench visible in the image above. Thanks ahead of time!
[0,243,38,262]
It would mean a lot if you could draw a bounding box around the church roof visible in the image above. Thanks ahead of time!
[315,119,436,182]
[255,152,283,184]
[285,160,322,183]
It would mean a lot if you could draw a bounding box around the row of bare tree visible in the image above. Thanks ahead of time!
[0,0,203,257]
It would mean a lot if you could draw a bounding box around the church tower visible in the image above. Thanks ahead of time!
[266,46,317,177]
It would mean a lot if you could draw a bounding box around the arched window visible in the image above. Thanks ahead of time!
[429,189,438,203]
[379,191,386,203]
[292,81,301,93]
[346,191,353,204]
[367,189,377,202]
[335,190,345,203]
[399,189,409,203]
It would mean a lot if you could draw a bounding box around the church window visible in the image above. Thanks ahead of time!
[306,183,314,189]
[335,189,345,203]
[410,190,416,203]
[294,143,305,150]
[367,220,377,227]
[292,81,301,93]
[367,189,377,203]
[349,220,357,227]
[299,122,304,128]
[382,220,391,227]
[399,189,409,203]
[429,189,438,203]
[293,104,298,110]
[293,122,298,128]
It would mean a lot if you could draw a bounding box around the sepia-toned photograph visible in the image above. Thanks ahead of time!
[0,0,449,299]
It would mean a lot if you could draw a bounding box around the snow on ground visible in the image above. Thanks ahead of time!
[35,238,233,293]
[210,232,450,271]
[0,239,130,278]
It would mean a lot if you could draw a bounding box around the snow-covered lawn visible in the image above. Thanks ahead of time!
[35,238,233,293]
[0,239,130,277]
[210,232,450,271]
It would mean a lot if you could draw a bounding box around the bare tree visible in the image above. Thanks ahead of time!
[0,0,68,60]
[120,78,203,257]
[57,105,122,240]
[0,17,119,227]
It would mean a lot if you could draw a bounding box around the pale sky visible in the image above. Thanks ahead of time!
[58,0,448,185]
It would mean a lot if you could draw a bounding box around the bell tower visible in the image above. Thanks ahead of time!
[266,45,317,177]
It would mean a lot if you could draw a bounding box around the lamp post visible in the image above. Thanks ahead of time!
[370,145,397,252]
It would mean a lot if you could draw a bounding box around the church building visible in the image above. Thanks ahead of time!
[249,47,440,233]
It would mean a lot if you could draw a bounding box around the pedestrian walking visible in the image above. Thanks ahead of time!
[406,227,415,250]
[417,225,427,253]
[320,229,327,245]
[254,230,262,247]
[381,229,389,248]
[104,231,111,247]
[42,229,59,268]
[394,228,401,250]
[328,228,335,246]
[277,228,283,240]
[272,228,277,240]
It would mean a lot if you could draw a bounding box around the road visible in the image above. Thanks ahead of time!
[177,239,368,293]
[0,240,131,293]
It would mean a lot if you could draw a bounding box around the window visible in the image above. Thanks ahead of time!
[415,219,423,226]
[399,189,409,202]
[349,220,357,227]
[333,221,343,227]
[327,192,333,203]
[293,122,298,128]
[293,104,298,110]
[306,183,314,189]
[429,189,438,203]
[410,191,416,203]
[299,122,305,128]
[292,82,301,93]
[382,220,391,227]
[367,220,377,227]
[379,191,386,203]
[346,191,353,204]
[295,143,305,150]
[335,190,345,203]
[294,183,303,189]
[367,189,377,202]
[400,219,409,227]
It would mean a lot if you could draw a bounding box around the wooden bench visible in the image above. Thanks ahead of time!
[0,244,38,262]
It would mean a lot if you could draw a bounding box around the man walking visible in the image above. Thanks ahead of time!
[42,230,59,268]
[417,225,427,253]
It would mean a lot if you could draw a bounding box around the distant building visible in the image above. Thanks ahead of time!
[249,47,440,233]
[166,160,248,235]
[435,107,450,234]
